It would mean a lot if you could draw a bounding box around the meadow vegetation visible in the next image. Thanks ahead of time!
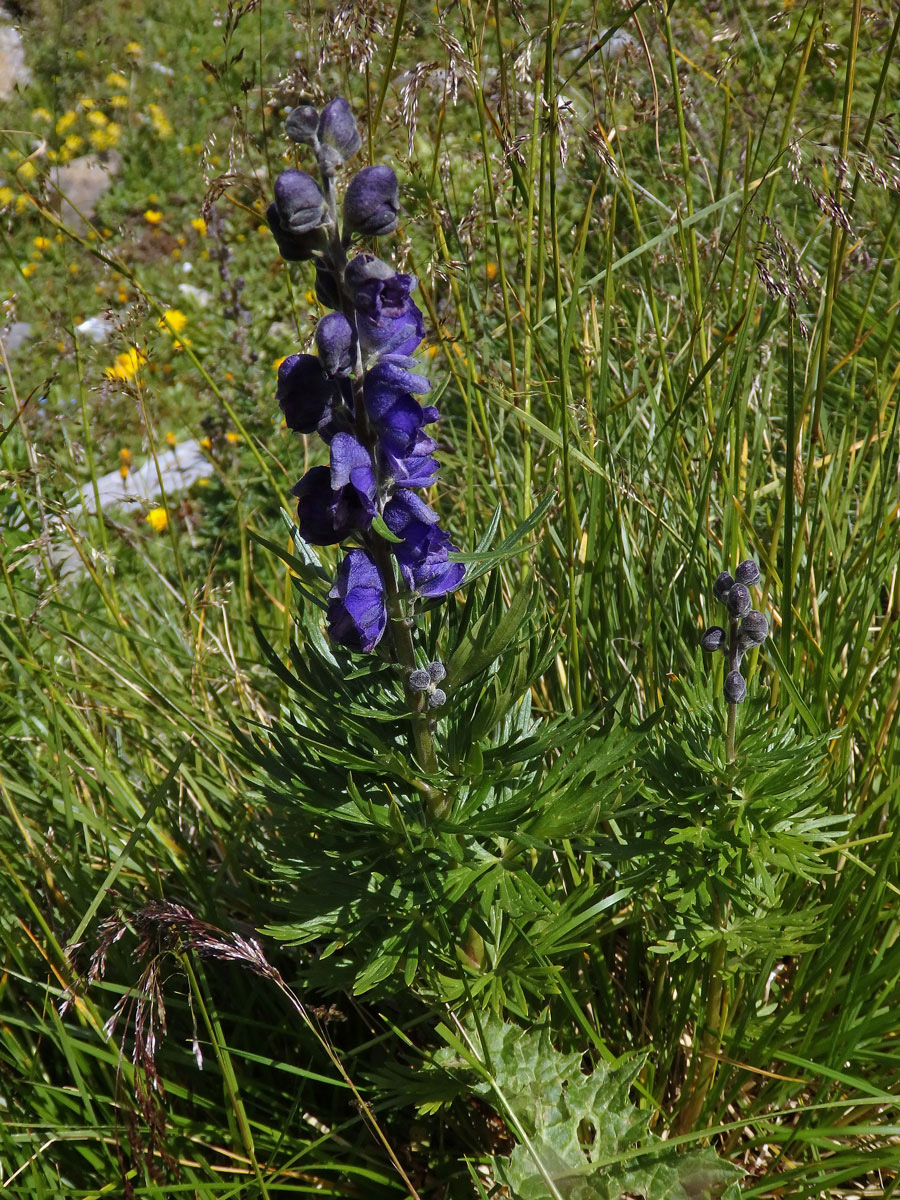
[2,0,900,1196]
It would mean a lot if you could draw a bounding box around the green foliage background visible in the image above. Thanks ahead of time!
[1,0,899,1196]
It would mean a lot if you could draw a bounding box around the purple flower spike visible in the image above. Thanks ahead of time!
[277,354,334,433]
[274,169,327,235]
[316,312,356,377]
[344,165,400,237]
[344,256,425,357]
[327,549,387,652]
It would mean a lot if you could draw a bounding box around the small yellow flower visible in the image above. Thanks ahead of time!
[304,290,316,304]
[165,431,177,447]
[146,507,168,532]
[90,124,120,151]
[158,308,188,334]
[486,261,498,281]
[143,208,163,225]
[110,95,129,109]
[106,348,146,381]
[148,103,173,139]
[200,437,212,450]
[120,448,132,465]
[69,263,79,275]
[56,110,77,134]
[273,355,288,371]
[32,106,52,122]
[119,464,130,479]
[79,96,95,109]
[33,236,51,251]
[15,195,31,213]
[257,223,269,235]
[106,71,128,89]
[125,40,142,57]
[22,263,37,278]
[87,110,109,127]
[225,430,241,443]
[64,133,84,153]
[197,477,211,487]
[16,161,36,182]
[0,186,14,207]
[190,216,207,236]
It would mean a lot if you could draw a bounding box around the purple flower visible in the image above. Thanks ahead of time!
[381,430,439,489]
[273,169,327,235]
[266,203,327,262]
[344,165,399,237]
[327,549,387,651]
[384,493,465,598]
[364,364,437,457]
[277,354,334,434]
[317,97,361,164]
[316,312,356,377]
[291,466,356,545]
[344,256,425,357]
[330,432,377,529]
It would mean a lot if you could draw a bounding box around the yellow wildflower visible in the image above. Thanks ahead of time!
[90,123,120,151]
[273,355,288,371]
[198,477,211,487]
[225,431,241,443]
[143,208,163,225]
[15,195,31,213]
[200,437,212,450]
[32,106,52,122]
[106,71,128,89]
[106,348,146,381]
[64,133,84,153]
[110,95,129,109]
[148,104,173,139]
[158,308,188,334]
[120,448,132,465]
[34,236,51,251]
[56,110,77,134]
[22,263,37,278]
[164,432,177,447]
[486,262,498,281]
[87,110,108,127]
[16,161,36,182]
[0,186,13,207]
[146,507,168,532]
[79,96,95,109]
[125,41,142,57]
[190,216,207,236]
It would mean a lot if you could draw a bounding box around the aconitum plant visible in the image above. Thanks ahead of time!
[269,97,464,772]
[700,557,768,758]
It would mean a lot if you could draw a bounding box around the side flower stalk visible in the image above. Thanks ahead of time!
[700,558,768,760]
[269,97,464,787]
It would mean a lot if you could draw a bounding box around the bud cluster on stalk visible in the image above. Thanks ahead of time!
[700,558,768,705]
[268,98,464,655]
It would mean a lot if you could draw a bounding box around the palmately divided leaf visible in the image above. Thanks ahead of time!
[438,1016,744,1200]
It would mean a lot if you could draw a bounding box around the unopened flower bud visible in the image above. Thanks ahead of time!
[713,571,734,602]
[285,105,319,146]
[408,669,431,691]
[726,582,752,618]
[724,671,746,703]
[739,609,769,645]
[427,661,446,683]
[274,169,327,235]
[735,558,761,587]
[344,165,399,237]
[700,625,727,653]
[317,97,361,163]
[427,688,447,709]
[316,312,355,376]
